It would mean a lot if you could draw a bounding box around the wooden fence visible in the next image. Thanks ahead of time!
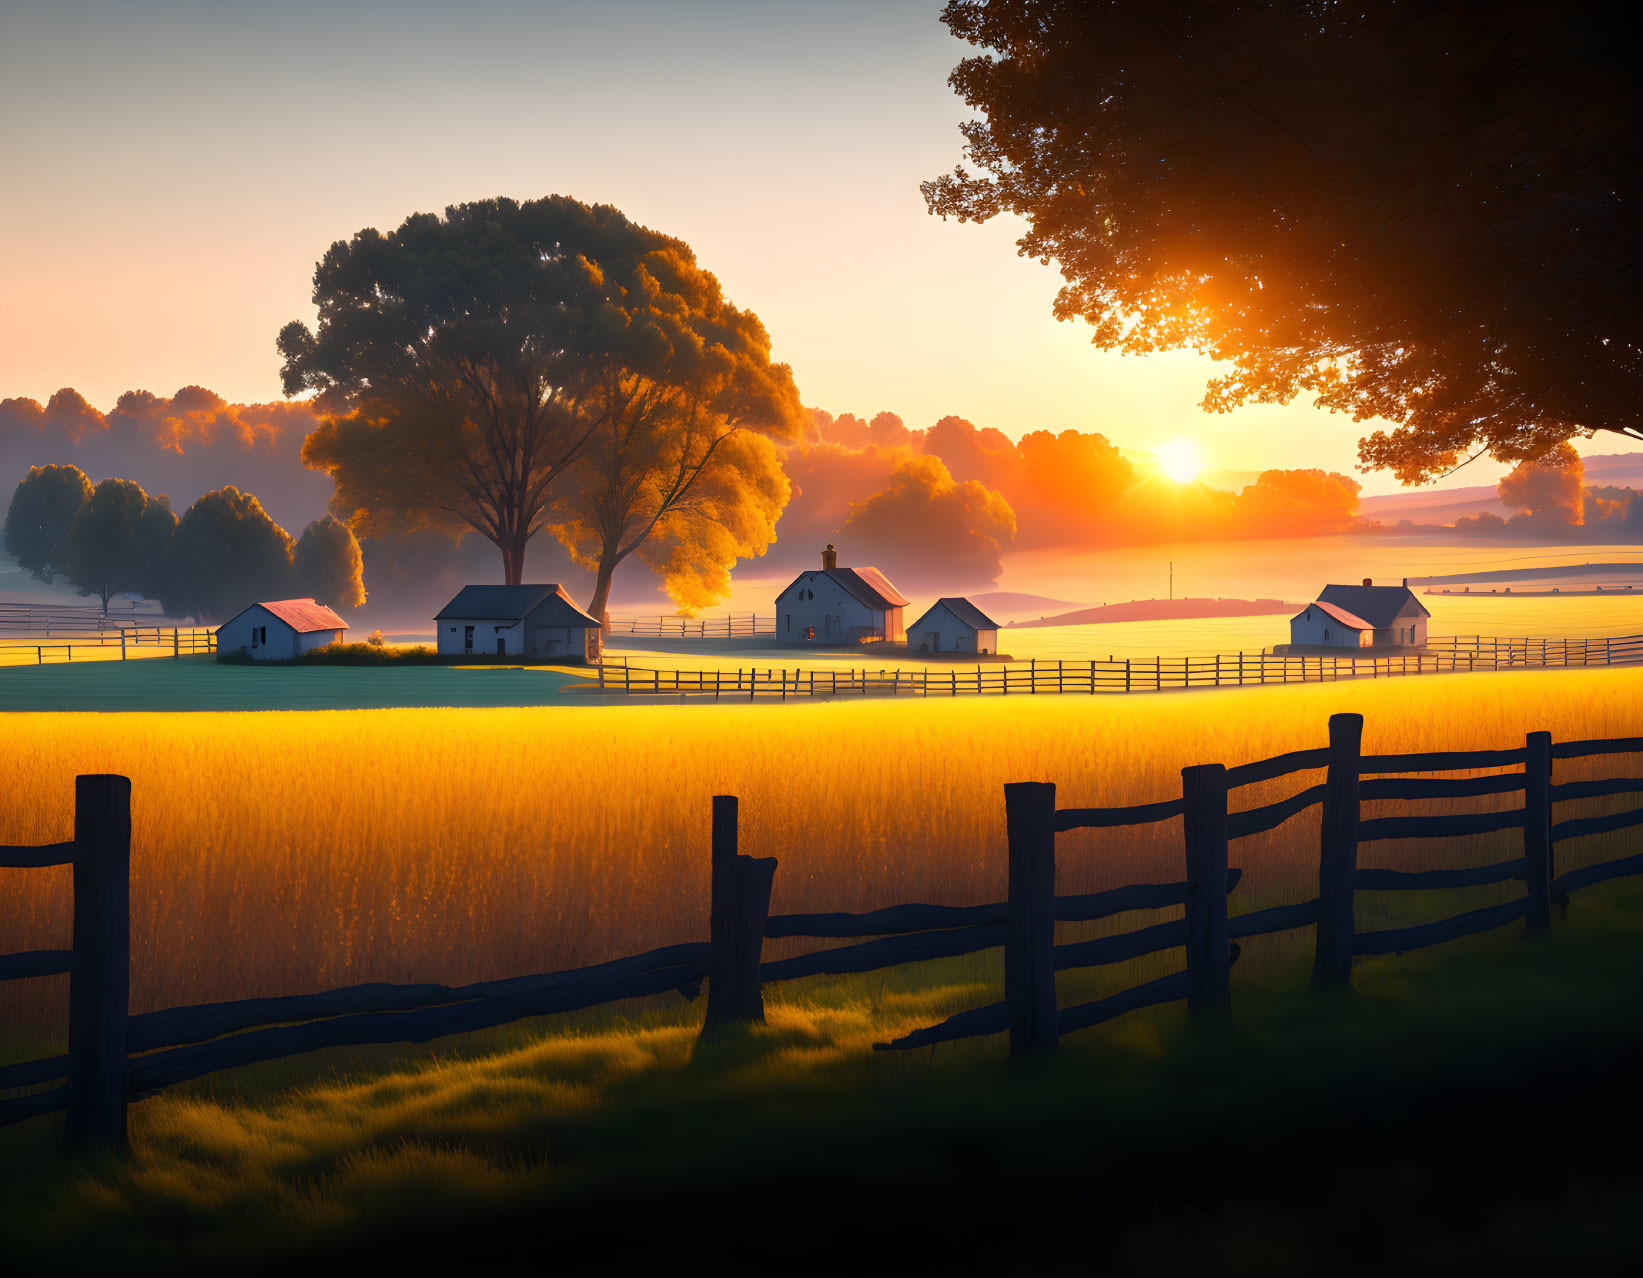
[4,714,1642,1152]
[606,613,772,639]
[0,601,168,633]
[0,627,216,667]
[595,633,1643,698]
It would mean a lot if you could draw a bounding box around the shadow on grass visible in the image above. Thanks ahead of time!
[3,883,1643,1273]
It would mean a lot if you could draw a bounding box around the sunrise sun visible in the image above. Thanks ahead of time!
[1156,437,1204,483]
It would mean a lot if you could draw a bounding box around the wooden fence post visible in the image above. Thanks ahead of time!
[1523,731,1553,936]
[1312,713,1363,991]
[701,796,777,1035]
[1003,782,1058,1055]
[65,774,131,1154]
[1181,765,1232,1019]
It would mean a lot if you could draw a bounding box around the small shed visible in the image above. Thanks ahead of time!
[1290,579,1430,650]
[908,597,1001,655]
[775,545,909,645]
[216,598,348,661]
[434,584,601,662]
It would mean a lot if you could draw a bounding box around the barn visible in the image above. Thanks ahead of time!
[775,545,908,645]
[216,598,348,661]
[907,597,1001,655]
[434,584,601,662]
[1290,579,1430,650]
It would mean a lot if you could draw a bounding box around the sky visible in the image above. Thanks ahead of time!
[2,0,1634,496]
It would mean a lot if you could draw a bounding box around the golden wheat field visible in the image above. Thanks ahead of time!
[1,666,1640,1043]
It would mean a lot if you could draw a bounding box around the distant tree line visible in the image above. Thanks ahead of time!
[2,464,365,622]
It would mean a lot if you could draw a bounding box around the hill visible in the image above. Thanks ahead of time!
[1008,597,1300,628]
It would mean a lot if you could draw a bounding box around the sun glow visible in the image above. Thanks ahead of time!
[1156,437,1205,484]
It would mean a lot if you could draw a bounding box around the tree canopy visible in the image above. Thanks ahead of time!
[286,196,802,600]
[3,463,91,583]
[292,515,367,611]
[166,486,295,622]
[64,478,175,609]
[925,1,1643,483]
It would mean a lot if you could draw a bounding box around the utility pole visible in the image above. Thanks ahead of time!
[1169,561,1173,601]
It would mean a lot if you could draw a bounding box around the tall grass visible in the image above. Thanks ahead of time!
[1,668,1639,1041]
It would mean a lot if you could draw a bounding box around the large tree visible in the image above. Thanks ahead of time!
[3,463,91,583]
[545,258,803,617]
[285,196,798,588]
[63,478,176,609]
[925,1,1643,483]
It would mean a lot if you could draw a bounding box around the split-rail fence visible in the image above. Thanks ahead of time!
[596,633,1643,698]
[3,714,1641,1153]
[606,613,772,639]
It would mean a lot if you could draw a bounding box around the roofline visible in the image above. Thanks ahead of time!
[214,601,350,635]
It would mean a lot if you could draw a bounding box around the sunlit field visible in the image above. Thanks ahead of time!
[3,667,1639,1050]
[601,590,1643,671]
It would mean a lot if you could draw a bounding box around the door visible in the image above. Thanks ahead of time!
[930,632,940,652]
[496,636,507,655]
[463,625,474,653]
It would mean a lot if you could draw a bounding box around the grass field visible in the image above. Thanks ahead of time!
[0,655,584,711]
[2,666,1639,1051]
[4,879,1643,1273]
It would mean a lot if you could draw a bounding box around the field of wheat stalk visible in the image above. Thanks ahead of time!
[1,666,1639,1044]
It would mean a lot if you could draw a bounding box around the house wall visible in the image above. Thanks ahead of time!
[907,604,998,654]
[1289,608,1367,648]
[437,618,526,656]
[217,608,345,660]
[436,613,594,661]
[294,628,345,656]
[776,572,886,645]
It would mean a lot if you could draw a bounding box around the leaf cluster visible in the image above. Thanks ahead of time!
[928,1,1643,482]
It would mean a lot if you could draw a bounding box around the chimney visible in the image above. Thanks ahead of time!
[1402,577,1409,588]
[1362,578,1373,588]
[822,543,837,570]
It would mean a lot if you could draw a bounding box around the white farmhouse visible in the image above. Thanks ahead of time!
[434,584,601,662]
[1289,579,1430,650]
[216,598,348,660]
[907,597,1001,655]
[775,545,908,645]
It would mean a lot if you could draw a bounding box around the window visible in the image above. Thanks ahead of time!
[1324,628,1330,641]
[785,613,791,633]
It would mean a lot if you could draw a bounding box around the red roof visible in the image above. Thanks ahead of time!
[255,599,349,633]
[1299,600,1373,630]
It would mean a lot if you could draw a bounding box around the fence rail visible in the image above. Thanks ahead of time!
[594,633,1643,698]
[0,627,215,666]
[605,613,772,639]
[4,716,1642,1152]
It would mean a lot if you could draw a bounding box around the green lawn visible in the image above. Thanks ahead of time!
[0,656,592,711]
[4,881,1643,1274]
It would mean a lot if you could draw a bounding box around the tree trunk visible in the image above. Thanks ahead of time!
[586,556,618,633]
[498,535,528,586]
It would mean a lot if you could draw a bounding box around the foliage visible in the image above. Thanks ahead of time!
[165,486,295,622]
[2,463,91,583]
[927,1,1643,482]
[291,514,366,611]
[62,478,175,609]
[552,426,794,617]
[839,451,1016,585]
[285,195,801,591]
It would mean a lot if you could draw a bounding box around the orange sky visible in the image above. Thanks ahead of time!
[2,0,1636,497]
